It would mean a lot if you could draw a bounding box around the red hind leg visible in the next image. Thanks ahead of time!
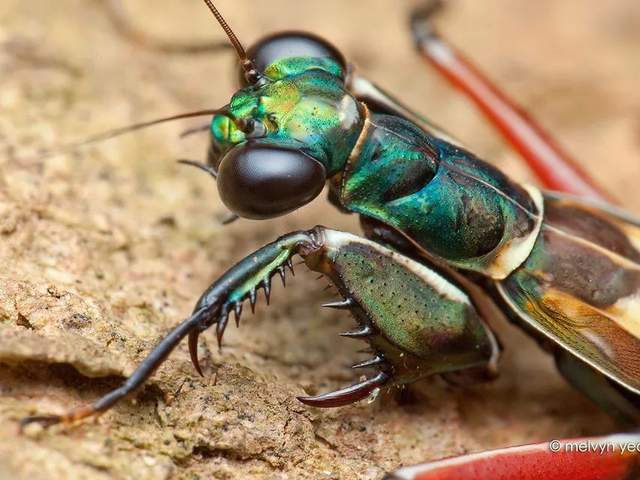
[386,434,640,480]
[411,5,615,204]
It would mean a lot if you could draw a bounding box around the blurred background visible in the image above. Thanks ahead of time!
[1,1,639,479]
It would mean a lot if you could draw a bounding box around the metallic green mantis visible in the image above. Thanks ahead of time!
[20,0,640,452]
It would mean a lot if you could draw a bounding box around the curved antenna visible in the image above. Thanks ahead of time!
[32,108,229,160]
[201,0,259,83]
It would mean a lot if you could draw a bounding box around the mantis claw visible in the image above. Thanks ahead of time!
[286,258,295,276]
[297,371,390,408]
[340,325,373,338]
[234,302,243,327]
[277,266,287,286]
[321,298,354,309]
[188,329,204,377]
[248,288,257,313]
[216,310,230,349]
[352,355,385,370]
[262,278,271,305]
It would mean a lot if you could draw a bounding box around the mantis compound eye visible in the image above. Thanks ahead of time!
[240,31,347,85]
[217,142,327,219]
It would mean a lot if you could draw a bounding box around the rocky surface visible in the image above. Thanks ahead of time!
[1,1,639,478]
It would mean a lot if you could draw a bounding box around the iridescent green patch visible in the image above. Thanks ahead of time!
[210,57,359,175]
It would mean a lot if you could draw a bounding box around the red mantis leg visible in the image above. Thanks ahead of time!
[385,434,640,480]
[411,5,616,204]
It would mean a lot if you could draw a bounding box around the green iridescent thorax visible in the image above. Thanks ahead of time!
[210,57,364,175]
[334,113,543,279]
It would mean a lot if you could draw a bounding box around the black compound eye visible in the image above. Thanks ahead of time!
[240,31,347,86]
[217,142,327,219]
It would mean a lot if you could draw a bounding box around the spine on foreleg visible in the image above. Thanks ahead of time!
[300,228,499,404]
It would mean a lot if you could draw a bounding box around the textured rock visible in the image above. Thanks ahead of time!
[1,0,639,478]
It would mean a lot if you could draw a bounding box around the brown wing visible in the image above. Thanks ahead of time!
[498,193,640,394]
